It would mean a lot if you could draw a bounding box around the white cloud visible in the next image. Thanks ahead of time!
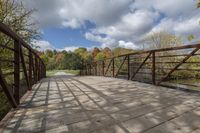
[149,15,200,43]
[118,40,138,49]
[61,46,80,52]
[24,0,134,28]
[85,32,116,48]
[61,19,82,29]
[32,40,55,51]
[24,0,200,49]
[32,40,85,52]
[174,16,200,36]
[130,0,198,19]
[92,10,160,40]
[85,32,138,49]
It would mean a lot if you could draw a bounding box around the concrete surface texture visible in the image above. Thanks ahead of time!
[2,72,200,133]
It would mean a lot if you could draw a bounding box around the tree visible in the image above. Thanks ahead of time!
[144,31,181,50]
[141,31,182,75]
[112,47,134,56]
[74,47,92,61]
[45,50,54,58]
[102,47,112,58]
[92,47,100,57]
[0,0,40,73]
[40,54,49,65]
[74,47,87,56]
[46,58,57,70]
[95,52,106,60]
[187,34,195,41]
[0,0,40,46]
[198,0,200,8]
[55,53,64,63]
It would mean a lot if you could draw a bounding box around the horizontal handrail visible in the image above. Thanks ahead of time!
[86,43,200,64]
[0,22,46,111]
[0,23,43,63]
[81,43,200,91]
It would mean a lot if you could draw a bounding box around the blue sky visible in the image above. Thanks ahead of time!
[24,0,200,51]
[36,20,100,51]
[41,24,99,49]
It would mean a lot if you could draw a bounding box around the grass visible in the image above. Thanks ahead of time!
[46,70,80,77]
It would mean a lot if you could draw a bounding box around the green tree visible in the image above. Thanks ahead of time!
[187,34,195,41]
[61,52,82,70]
[74,47,87,56]
[112,47,134,56]
[92,47,100,57]
[74,47,92,61]
[95,52,106,60]
[0,0,40,46]
[40,54,49,65]
[45,49,54,58]
[197,0,200,8]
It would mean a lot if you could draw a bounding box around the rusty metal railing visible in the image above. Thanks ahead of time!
[81,44,200,91]
[0,22,46,118]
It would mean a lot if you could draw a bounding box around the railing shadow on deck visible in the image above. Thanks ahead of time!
[80,44,200,92]
[3,75,199,132]
[0,22,46,120]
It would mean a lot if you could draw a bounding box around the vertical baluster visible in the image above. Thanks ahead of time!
[102,60,104,76]
[112,58,115,77]
[35,56,38,83]
[45,64,46,77]
[95,62,97,76]
[85,63,87,75]
[38,60,40,80]
[152,51,156,85]
[127,55,130,80]
[29,50,33,88]
[14,40,20,104]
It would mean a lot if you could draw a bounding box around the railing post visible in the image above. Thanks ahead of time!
[34,56,38,83]
[90,64,92,75]
[95,62,97,76]
[102,60,104,76]
[20,46,30,90]
[29,50,33,88]
[0,69,17,107]
[40,61,44,79]
[14,40,20,104]
[38,60,41,80]
[44,64,46,77]
[152,51,156,85]
[112,58,115,77]
[43,62,46,78]
[85,63,87,75]
[127,55,130,80]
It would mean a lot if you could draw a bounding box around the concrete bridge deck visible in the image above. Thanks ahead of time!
[2,73,200,133]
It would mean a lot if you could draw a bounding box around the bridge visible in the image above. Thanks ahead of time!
[0,23,199,133]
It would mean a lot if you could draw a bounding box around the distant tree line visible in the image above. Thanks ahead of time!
[39,47,135,70]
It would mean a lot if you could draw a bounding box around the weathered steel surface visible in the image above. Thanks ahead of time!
[81,44,200,88]
[0,22,46,108]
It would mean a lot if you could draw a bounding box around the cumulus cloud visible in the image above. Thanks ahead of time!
[24,0,200,49]
[92,10,160,40]
[118,40,138,49]
[32,40,85,52]
[85,32,138,49]
[32,40,55,51]
[59,46,80,52]
[24,0,133,28]
[85,32,116,48]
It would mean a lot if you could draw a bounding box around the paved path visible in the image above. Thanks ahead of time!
[2,72,200,133]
